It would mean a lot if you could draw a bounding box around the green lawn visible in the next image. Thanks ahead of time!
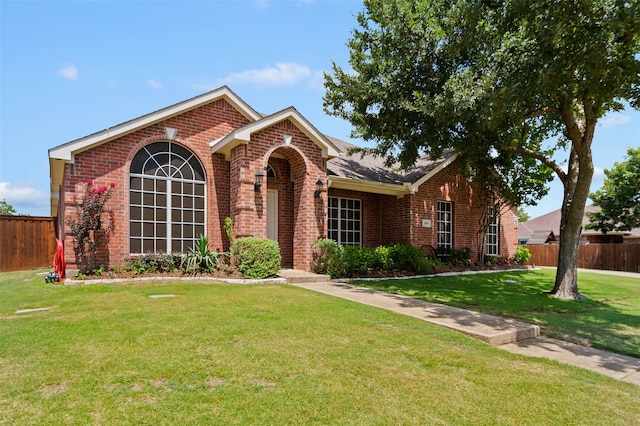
[1,269,639,425]
[354,268,640,358]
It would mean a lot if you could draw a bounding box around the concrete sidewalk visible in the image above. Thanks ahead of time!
[279,270,640,386]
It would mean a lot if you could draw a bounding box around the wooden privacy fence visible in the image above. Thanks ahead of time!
[526,244,640,273]
[0,215,57,272]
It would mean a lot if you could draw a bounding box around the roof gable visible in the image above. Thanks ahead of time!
[210,107,341,160]
[49,86,261,162]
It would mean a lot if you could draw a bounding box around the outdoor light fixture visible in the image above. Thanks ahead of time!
[314,179,324,198]
[254,171,264,192]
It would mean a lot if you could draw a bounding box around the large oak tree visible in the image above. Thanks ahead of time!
[324,0,639,299]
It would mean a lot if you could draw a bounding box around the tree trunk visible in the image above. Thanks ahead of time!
[551,147,593,300]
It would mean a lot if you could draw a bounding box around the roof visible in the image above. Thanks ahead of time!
[326,137,458,196]
[519,206,640,241]
[210,107,341,160]
[49,86,462,213]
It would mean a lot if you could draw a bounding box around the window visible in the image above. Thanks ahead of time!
[328,197,361,246]
[437,201,453,249]
[486,207,499,256]
[129,142,206,254]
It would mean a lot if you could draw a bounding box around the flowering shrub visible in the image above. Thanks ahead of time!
[66,179,115,273]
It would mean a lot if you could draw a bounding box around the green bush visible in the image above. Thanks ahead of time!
[312,239,345,278]
[124,253,181,275]
[373,245,393,270]
[315,241,439,278]
[233,237,281,279]
[513,245,532,264]
[389,244,424,271]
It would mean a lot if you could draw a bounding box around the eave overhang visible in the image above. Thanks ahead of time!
[328,176,413,197]
[210,107,341,160]
[48,86,261,216]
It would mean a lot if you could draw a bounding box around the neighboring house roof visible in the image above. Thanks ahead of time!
[327,137,458,196]
[519,206,640,242]
[526,230,557,244]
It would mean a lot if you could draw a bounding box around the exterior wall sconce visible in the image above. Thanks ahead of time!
[314,179,324,198]
[254,171,264,192]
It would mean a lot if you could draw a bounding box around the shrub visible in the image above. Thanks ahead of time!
[233,237,281,279]
[312,238,345,278]
[373,245,393,270]
[389,244,424,271]
[66,179,115,273]
[124,253,182,275]
[513,245,532,264]
[181,234,225,274]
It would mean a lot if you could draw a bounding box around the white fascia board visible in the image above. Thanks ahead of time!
[211,107,342,159]
[49,86,261,162]
[409,152,458,193]
[328,176,412,197]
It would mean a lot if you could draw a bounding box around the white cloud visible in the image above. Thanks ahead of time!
[593,165,605,180]
[309,70,326,91]
[57,64,79,80]
[147,79,163,89]
[0,182,49,215]
[254,0,269,10]
[598,112,631,128]
[213,63,312,87]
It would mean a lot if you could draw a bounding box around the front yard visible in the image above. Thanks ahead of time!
[353,268,640,358]
[1,269,639,425]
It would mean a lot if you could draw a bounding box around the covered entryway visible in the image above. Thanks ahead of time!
[210,107,340,271]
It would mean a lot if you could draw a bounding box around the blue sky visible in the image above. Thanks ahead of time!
[1,0,638,220]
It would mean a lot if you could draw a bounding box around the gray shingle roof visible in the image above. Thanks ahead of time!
[326,136,457,186]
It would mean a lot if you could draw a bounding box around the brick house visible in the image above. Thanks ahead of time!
[49,86,518,272]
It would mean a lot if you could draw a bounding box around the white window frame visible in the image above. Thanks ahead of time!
[486,207,499,256]
[437,201,453,249]
[129,142,206,254]
[328,196,362,246]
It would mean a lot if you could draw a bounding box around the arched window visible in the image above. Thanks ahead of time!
[129,142,206,254]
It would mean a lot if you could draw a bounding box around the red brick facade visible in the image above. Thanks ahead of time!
[52,88,518,273]
[326,161,518,261]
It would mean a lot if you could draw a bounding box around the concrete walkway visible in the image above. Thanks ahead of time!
[278,269,640,386]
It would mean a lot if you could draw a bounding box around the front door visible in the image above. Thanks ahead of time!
[266,190,278,242]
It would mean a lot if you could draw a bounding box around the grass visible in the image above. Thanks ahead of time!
[354,268,640,358]
[1,269,639,425]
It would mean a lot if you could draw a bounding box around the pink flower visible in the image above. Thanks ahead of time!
[87,179,93,186]
[110,182,115,188]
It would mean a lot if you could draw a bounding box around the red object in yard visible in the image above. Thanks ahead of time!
[53,239,66,279]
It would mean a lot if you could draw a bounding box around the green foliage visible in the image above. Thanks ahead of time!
[324,0,640,297]
[0,199,17,215]
[66,179,115,273]
[233,237,281,279]
[91,265,105,276]
[312,238,346,278]
[124,253,181,275]
[223,217,236,244]
[587,147,640,233]
[434,246,471,266]
[181,234,225,274]
[512,246,532,265]
[314,242,439,278]
[517,208,530,223]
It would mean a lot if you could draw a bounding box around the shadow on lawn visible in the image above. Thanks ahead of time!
[353,270,640,358]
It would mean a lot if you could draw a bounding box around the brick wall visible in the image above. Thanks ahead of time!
[327,161,518,260]
[61,99,249,269]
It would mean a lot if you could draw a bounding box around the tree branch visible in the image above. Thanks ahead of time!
[523,106,563,120]
[502,146,567,183]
